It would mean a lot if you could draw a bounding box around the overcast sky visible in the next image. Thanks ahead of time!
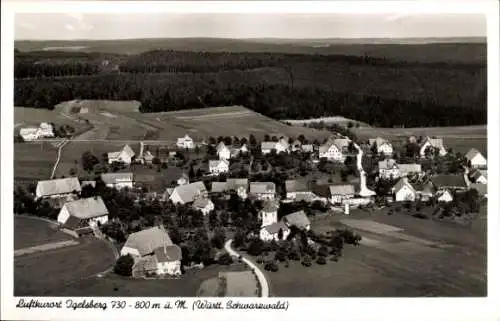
[15,13,486,40]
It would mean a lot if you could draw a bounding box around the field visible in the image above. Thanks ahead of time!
[14,107,89,134]
[14,142,58,181]
[354,125,488,156]
[258,208,486,297]
[14,216,117,296]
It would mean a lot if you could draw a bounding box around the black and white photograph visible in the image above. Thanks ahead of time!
[1,1,499,320]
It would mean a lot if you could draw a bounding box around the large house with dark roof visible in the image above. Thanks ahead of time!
[329,184,356,205]
[57,196,109,229]
[250,182,276,200]
[169,181,208,204]
[282,210,311,231]
[35,177,81,201]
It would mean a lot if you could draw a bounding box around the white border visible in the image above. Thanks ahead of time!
[1,1,499,321]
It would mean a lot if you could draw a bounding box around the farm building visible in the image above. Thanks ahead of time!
[285,179,313,200]
[391,178,417,202]
[398,164,422,178]
[259,201,279,226]
[230,143,249,158]
[169,181,208,204]
[436,189,454,203]
[216,142,231,160]
[415,182,434,201]
[249,182,276,200]
[209,159,229,174]
[260,222,290,242]
[140,150,155,165]
[192,198,215,215]
[419,137,447,157]
[468,169,487,184]
[57,196,109,228]
[282,210,311,231]
[329,184,356,205]
[226,178,249,199]
[19,122,55,141]
[261,142,277,155]
[152,245,182,276]
[431,175,469,192]
[35,177,81,200]
[368,137,393,155]
[465,148,487,169]
[318,138,345,162]
[177,173,189,186]
[176,134,194,149]
[107,144,135,165]
[210,182,228,194]
[378,159,400,180]
[101,172,134,190]
[121,226,174,257]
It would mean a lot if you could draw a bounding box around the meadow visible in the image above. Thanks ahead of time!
[14,143,58,181]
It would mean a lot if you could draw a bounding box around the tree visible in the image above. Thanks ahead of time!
[188,165,195,180]
[208,210,218,230]
[114,255,134,276]
[277,228,284,241]
[247,238,264,256]
[233,229,246,249]
[316,256,327,265]
[81,151,99,172]
[211,227,226,249]
[347,121,354,128]
[249,134,257,147]
[218,253,233,265]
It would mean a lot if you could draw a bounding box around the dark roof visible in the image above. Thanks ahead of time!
[263,222,289,235]
[312,184,331,198]
[123,226,173,256]
[285,179,311,193]
[211,182,228,193]
[431,175,468,189]
[283,210,311,229]
[154,245,182,262]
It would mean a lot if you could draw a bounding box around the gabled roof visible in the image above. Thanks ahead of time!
[378,159,398,170]
[283,210,311,229]
[170,181,207,203]
[123,226,173,256]
[392,178,416,194]
[333,138,350,150]
[465,148,485,161]
[63,196,109,219]
[217,141,229,152]
[121,144,135,158]
[250,182,276,194]
[209,159,229,168]
[211,182,228,193]
[36,177,81,197]
[226,178,248,190]
[469,169,487,181]
[431,175,468,189]
[329,184,355,196]
[101,172,134,185]
[414,182,434,196]
[263,221,289,235]
[421,137,445,149]
[154,245,182,263]
[398,164,422,174]
[192,198,212,209]
[285,179,311,193]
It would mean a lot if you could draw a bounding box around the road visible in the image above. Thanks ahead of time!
[50,139,69,179]
[224,239,269,298]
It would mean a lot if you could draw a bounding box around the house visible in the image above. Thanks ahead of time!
[318,138,349,162]
[285,179,313,200]
[231,143,249,158]
[121,226,174,257]
[278,137,290,151]
[378,159,400,179]
[415,182,434,201]
[391,178,417,202]
[177,173,189,186]
[398,164,422,178]
[152,245,182,276]
[329,184,356,205]
[209,159,229,174]
[302,144,314,153]
[57,196,109,228]
[226,178,249,199]
[35,177,82,200]
[282,210,311,231]
[419,137,447,157]
[19,127,40,141]
[368,137,393,155]
[169,181,208,204]
[239,144,249,154]
[108,144,135,165]
[468,169,487,184]
[162,187,175,201]
[260,222,290,242]
[261,142,277,155]
[142,150,155,165]
[101,172,134,189]
[430,175,469,192]
[192,198,215,215]
[217,142,231,160]
[176,134,194,149]
[211,181,228,194]
[249,182,276,200]
[436,189,453,203]
[465,148,487,169]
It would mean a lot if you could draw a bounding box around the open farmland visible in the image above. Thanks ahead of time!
[14,216,73,250]
[14,107,89,134]
[258,210,486,297]
[354,125,487,155]
[14,142,58,181]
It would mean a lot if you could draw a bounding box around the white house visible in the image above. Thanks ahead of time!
[226,178,249,199]
[121,226,175,257]
[108,144,135,165]
[19,123,55,141]
[469,169,487,184]
[250,182,276,200]
[436,189,454,203]
[217,142,231,160]
[318,138,349,162]
[35,177,82,200]
[260,222,290,242]
[419,137,447,157]
[261,142,276,155]
[302,144,314,153]
[378,159,400,180]
[101,172,134,189]
[176,134,194,149]
[329,185,356,205]
[152,245,182,276]
[465,148,487,169]
[169,181,208,204]
[177,173,189,186]
[392,178,417,202]
[57,196,109,228]
[192,198,215,215]
[38,122,55,138]
[277,137,290,153]
[209,159,229,174]
[368,137,393,155]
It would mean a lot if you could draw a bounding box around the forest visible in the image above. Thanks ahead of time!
[14,49,487,127]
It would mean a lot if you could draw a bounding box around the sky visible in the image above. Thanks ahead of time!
[14,13,486,40]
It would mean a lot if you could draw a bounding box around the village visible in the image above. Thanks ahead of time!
[14,120,488,294]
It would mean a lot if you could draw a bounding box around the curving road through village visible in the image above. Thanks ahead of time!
[224,239,269,297]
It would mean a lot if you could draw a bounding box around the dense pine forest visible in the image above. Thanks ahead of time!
[14,48,487,127]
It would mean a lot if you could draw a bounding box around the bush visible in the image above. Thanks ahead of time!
[264,262,279,272]
[218,253,234,265]
[114,255,134,277]
[318,245,329,257]
[301,255,312,267]
[247,238,264,256]
[316,256,327,265]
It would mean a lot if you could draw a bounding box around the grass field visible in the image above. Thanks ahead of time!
[14,143,58,180]
[14,107,88,133]
[14,216,73,250]
[257,208,486,297]
[354,125,487,155]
